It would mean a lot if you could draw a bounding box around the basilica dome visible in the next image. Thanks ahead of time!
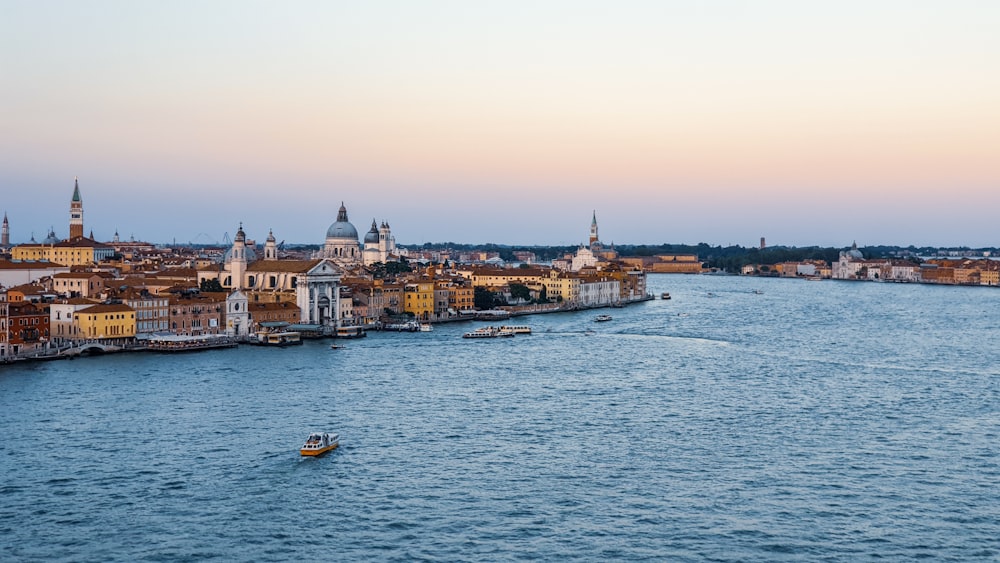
[326,203,358,241]
[363,219,379,244]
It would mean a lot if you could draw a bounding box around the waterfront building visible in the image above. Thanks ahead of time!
[75,303,135,343]
[120,289,170,335]
[248,300,300,326]
[404,281,435,320]
[444,281,474,313]
[225,290,250,338]
[831,242,866,279]
[619,255,704,273]
[167,292,225,336]
[50,298,98,342]
[0,290,8,359]
[7,301,51,356]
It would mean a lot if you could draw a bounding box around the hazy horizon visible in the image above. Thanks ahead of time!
[3,1,998,248]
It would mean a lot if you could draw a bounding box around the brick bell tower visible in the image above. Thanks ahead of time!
[69,177,84,239]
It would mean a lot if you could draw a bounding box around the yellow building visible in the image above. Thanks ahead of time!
[75,303,136,341]
[12,237,113,267]
[403,281,435,319]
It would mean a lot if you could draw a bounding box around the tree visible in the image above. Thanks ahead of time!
[509,283,532,303]
[474,286,499,310]
[200,278,224,292]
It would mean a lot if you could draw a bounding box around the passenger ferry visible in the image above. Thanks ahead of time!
[300,432,339,456]
[498,325,531,335]
[462,326,516,339]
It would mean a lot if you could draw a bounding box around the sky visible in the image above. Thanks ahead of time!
[2,1,998,248]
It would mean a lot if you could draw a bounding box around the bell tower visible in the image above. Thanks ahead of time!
[1,212,9,249]
[69,177,84,239]
[589,210,599,247]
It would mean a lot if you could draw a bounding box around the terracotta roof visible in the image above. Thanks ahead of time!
[55,297,100,305]
[54,236,113,249]
[53,272,103,279]
[0,260,67,270]
[78,303,135,314]
[250,301,301,311]
[247,259,323,273]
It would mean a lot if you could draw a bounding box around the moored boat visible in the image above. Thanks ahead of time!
[335,326,367,338]
[300,432,339,456]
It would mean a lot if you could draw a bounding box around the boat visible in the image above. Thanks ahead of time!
[144,334,237,352]
[330,344,345,350]
[300,432,339,456]
[462,326,516,339]
[419,323,433,332]
[661,292,671,300]
[594,314,612,322]
[335,326,367,338]
[255,331,302,346]
[383,320,421,332]
[499,325,532,335]
[751,289,764,295]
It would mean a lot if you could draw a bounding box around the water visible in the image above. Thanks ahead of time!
[2,275,998,561]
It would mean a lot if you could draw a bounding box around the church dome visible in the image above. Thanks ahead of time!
[43,229,61,244]
[221,245,257,263]
[326,203,358,240]
[845,241,863,260]
[364,219,379,244]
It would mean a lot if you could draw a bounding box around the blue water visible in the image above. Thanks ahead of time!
[2,275,998,561]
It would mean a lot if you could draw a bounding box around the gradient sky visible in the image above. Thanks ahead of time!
[2,1,998,247]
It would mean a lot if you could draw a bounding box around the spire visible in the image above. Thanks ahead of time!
[72,177,81,202]
[267,228,276,242]
[592,210,597,226]
[337,202,349,223]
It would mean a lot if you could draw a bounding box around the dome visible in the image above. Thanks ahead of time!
[221,245,257,263]
[326,203,358,240]
[266,229,276,243]
[364,219,379,244]
[845,241,863,260]
[43,229,61,244]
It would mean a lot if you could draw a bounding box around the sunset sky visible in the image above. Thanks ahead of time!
[2,1,998,247]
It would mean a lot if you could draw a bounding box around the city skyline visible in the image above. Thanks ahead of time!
[2,1,999,247]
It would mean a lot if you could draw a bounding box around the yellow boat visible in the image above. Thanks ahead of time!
[300,432,339,456]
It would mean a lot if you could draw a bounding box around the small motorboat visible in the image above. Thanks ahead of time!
[330,344,345,350]
[594,314,612,322]
[300,432,339,456]
[661,292,671,300]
